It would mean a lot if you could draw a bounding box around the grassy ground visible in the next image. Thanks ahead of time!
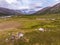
[0,14,60,45]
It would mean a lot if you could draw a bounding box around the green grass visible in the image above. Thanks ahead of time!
[0,14,60,45]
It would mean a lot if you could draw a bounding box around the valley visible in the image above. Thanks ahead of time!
[0,0,60,45]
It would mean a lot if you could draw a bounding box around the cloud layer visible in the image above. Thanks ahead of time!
[0,0,60,10]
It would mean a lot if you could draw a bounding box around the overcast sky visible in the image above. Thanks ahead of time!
[0,0,60,10]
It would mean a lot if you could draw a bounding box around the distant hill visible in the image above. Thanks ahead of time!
[0,7,22,16]
[0,7,37,16]
[34,3,60,15]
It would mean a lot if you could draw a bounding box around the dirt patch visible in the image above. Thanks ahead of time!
[0,21,20,30]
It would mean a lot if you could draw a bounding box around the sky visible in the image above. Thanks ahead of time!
[0,0,60,10]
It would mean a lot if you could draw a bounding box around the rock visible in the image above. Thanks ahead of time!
[38,28,45,32]
[10,35,15,40]
[5,38,9,42]
[51,19,55,20]
[17,32,24,38]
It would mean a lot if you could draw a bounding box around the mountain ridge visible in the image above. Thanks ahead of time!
[34,3,60,15]
[0,7,23,16]
[0,3,60,16]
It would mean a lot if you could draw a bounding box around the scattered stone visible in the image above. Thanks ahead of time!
[10,33,16,41]
[10,35,15,40]
[17,32,24,38]
[5,38,9,42]
[36,18,46,20]
[38,28,45,32]
[51,19,55,20]
[15,32,24,39]
[5,32,24,41]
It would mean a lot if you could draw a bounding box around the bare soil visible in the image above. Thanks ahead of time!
[0,21,20,30]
